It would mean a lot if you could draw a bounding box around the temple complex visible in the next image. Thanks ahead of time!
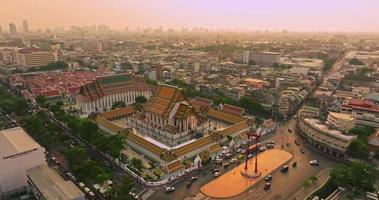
[76,73,152,114]
[128,83,198,146]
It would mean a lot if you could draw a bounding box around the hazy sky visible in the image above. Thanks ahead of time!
[1,0,378,32]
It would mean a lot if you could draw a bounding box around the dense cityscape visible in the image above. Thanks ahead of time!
[1,1,379,200]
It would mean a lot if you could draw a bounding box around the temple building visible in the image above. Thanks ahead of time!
[131,83,198,146]
[76,74,152,114]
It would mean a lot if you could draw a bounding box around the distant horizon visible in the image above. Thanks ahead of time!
[1,0,379,33]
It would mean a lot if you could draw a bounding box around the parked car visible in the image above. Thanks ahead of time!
[309,160,320,166]
[264,182,271,190]
[165,187,175,192]
[264,175,272,182]
[213,171,221,177]
[288,128,293,133]
[190,176,198,182]
[186,182,192,188]
[300,149,305,154]
[280,165,289,173]
[259,147,266,152]
[230,158,237,164]
[223,162,230,168]
[295,139,300,145]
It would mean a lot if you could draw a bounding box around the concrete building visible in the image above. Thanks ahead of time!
[326,112,355,132]
[340,99,379,128]
[297,115,357,159]
[27,164,85,200]
[233,51,281,66]
[17,48,55,68]
[76,73,152,114]
[0,127,46,195]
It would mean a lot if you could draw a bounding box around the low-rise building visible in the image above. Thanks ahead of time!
[76,73,152,114]
[326,112,355,132]
[297,115,357,159]
[340,99,379,128]
[27,164,85,200]
[17,48,55,68]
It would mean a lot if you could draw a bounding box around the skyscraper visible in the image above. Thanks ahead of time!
[9,23,17,35]
[22,20,29,33]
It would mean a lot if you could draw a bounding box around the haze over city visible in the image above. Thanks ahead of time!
[1,1,379,200]
[1,0,379,32]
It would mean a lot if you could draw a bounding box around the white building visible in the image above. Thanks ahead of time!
[0,127,46,195]
[27,164,85,200]
[76,74,152,114]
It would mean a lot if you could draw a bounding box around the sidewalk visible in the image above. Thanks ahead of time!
[292,168,331,200]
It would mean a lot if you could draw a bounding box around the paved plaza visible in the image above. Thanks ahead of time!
[200,149,293,199]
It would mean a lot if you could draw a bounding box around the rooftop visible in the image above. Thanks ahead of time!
[0,127,42,159]
[328,112,355,122]
[304,118,357,142]
[27,164,85,200]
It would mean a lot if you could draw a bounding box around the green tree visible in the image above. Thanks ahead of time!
[129,157,144,171]
[330,162,376,193]
[135,96,147,104]
[349,58,364,65]
[302,179,311,190]
[79,119,99,142]
[111,101,126,110]
[347,139,368,159]
[36,95,47,107]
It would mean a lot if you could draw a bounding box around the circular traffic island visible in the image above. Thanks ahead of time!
[200,149,293,199]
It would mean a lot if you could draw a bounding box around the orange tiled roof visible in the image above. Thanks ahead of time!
[99,107,135,120]
[166,160,185,174]
[207,108,245,124]
[145,84,186,117]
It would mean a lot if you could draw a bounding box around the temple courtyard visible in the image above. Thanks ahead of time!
[200,149,293,199]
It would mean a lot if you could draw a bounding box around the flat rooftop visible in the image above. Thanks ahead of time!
[27,164,84,200]
[0,127,42,158]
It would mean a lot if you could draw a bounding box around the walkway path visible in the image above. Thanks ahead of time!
[292,168,331,200]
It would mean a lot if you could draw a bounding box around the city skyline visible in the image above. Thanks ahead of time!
[1,0,379,32]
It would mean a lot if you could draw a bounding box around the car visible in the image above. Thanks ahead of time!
[230,158,237,163]
[264,182,271,190]
[280,165,289,173]
[300,149,305,154]
[225,153,233,158]
[259,146,266,152]
[247,153,254,159]
[236,148,243,153]
[190,176,198,182]
[215,158,223,164]
[288,128,293,133]
[266,143,274,149]
[295,139,300,145]
[165,187,175,192]
[213,171,221,177]
[186,181,192,188]
[309,160,320,166]
[264,175,272,182]
[223,162,230,168]
[213,168,220,173]
[237,154,245,160]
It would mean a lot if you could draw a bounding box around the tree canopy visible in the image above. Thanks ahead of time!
[111,101,126,110]
[349,58,364,65]
[330,162,377,193]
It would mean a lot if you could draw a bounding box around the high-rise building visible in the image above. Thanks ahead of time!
[22,20,29,33]
[9,23,17,35]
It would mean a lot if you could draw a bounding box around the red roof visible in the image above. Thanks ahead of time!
[222,104,245,116]
[41,89,60,97]
[346,99,379,113]
[190,97,212,107]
